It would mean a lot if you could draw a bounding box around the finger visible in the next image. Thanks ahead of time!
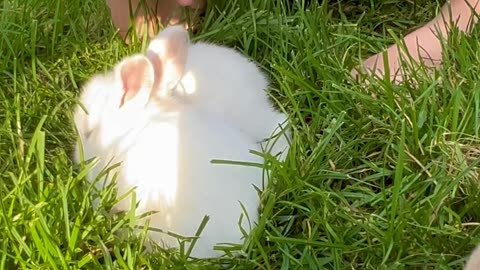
[176,0,194,6]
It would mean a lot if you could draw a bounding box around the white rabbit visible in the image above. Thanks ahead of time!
[465,245,480,270]
[146,26,290,160]
[73,27,290,258]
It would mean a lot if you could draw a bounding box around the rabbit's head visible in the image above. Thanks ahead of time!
[74,26,190,150]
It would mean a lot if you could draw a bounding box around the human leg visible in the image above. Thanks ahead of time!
[352,0,480,83]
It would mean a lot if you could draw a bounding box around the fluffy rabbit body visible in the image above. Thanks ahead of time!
[74,26,289,258]
[168,43,289,156]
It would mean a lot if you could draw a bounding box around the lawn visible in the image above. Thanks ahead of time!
[1,0,480,269]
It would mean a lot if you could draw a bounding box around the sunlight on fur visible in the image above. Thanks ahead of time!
[177,71,197,95]
[148,39,167,57]
[124,122,179,210]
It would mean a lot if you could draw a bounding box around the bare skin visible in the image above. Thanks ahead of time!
[107,0,480,83]
[352,0,480,84]
[106,0,206,41]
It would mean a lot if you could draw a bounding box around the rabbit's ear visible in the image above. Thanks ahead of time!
[116,55,155,108]
[146,26,190,93]
[465,245,480,270]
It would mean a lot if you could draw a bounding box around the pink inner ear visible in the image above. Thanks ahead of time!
[146,50,163,90]
[120,58,150,107]
[146,27,189,92]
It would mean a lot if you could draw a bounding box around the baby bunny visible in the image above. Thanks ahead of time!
[146,26,290,160]
[74,27,290,258]
[465,245,480,270]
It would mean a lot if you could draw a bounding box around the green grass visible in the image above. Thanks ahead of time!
[1,0,480,268]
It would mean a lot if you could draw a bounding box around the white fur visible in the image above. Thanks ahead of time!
[74,26,291,258]
[77,97,263,258]
[147,26,290,160]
